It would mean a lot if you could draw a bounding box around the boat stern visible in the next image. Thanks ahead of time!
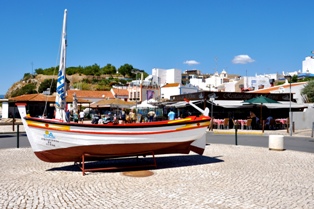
[189,133,206,155]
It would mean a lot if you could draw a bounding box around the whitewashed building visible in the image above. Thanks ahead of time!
[151,68,181,86]
[160,83,199,100]
[302,56,314,73]
[189,70,229,91]
[242,76,273,91]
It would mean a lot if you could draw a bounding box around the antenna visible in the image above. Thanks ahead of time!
[214,56,218,73]
[31,62,33,75]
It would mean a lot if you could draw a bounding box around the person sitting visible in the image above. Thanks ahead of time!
[265,116,274,130]
[102,113,112,124]
[255,117,260,129]
[91,112,101,124]
[129,109,136,123]
[249,111,257,129]
[147,110,156,122]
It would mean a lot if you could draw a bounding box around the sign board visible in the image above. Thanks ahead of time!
[43,91,51,95]
[170,91,292,102]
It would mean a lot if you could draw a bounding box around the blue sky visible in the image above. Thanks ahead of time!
[1,0,313,95]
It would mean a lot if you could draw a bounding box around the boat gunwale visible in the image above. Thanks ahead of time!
[24,116,211,129]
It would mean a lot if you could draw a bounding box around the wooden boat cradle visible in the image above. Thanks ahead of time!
[75,151,157,176]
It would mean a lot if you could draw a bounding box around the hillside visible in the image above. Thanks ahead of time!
[5,73,127,99]
[5,72,242,99]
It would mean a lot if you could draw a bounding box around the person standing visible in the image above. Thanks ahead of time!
[65,109,70,122]
[79,110,85,123]
[120,108,126,124]
[168,109,175,120]
[73,111,79,123]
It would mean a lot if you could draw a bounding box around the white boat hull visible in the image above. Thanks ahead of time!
[17,103,210,162]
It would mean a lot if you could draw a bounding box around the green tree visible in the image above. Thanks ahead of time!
[129,68,146,80]
[66,67,79,75]
[11,83,37,97]
[119,79,127,85]
[301,80,314,102]
[83,64,101,76]
[102,64,117,74]
[118,64,134,77]
[23,73,32,80]
[35,68,44,75]
[38,79,57,94]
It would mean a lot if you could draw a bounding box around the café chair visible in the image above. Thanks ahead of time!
[232,119,240,129]
[269,119,276,130]
[275,120,282,129]
[245,119,252,130]
[209,118,217,129]
[223,118,229,129]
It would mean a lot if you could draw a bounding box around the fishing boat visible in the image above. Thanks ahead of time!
[16,9,211,164]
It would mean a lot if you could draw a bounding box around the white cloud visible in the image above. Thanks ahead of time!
[183,60,200,65]
[232,55,255,64]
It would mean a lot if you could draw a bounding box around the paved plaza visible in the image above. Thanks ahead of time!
[0,143,313,208]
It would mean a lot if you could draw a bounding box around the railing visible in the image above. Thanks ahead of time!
[0,122,23,148]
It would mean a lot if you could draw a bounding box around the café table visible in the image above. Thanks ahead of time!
[214,119,224,129]
[237,119,248,130]
[275,118,288,128]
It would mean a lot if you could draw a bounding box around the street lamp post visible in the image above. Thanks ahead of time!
[131,69,143,117]
[208,93,217,131]
[284,75,292,136]
[210,97,215,131]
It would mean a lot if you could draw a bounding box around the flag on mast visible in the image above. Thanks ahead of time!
[55,9,67,121]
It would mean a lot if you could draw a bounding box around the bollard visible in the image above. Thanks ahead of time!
[17,124,20,148]
[269,135,284,151]
[311,122,314,137]
[235,124,238,145]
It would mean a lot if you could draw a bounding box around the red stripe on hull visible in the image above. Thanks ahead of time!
[34,141,198,163]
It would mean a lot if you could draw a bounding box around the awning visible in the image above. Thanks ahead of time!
[212,100,243,108]
[163,99,308,109]
[165,100,201,108]
[264,101,307,109]
[213,100,307,109]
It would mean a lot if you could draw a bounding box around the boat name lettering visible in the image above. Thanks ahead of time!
[41,137,59,143]
[41,137,59,147]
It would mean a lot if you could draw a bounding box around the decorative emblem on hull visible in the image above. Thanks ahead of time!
[41,131,58,147]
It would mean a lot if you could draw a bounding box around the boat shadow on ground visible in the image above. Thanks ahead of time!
[46,154,224,174]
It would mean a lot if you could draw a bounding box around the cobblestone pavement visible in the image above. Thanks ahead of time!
[0,144,313,209]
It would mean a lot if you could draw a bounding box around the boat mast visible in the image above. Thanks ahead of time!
[55,9,67,121]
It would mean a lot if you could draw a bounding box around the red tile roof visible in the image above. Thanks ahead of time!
[112,88,129,96]
[90,98,135,108]
[162,83,180,88]
[10,93,90,103]
[250,82,306,93]
[67,90,114,99]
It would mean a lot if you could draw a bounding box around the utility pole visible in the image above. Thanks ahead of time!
[31,62,33,75]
